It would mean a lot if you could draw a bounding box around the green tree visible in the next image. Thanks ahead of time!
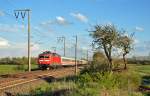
[90,24,119,69]
[117,32,133,69]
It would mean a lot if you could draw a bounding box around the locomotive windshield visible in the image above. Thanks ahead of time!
[44,56,49,58]
[39,55,49,58]
[39,56,44,58]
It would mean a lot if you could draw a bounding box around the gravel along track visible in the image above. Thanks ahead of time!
[0,67,75,96]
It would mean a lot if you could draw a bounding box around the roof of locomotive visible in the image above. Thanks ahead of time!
[39,51,61,56]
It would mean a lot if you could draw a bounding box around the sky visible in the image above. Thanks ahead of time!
[0,0,150,58]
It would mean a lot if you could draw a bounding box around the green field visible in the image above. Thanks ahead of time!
[129,64,150,75]
[0,64,38,75]
[135,65,150,75]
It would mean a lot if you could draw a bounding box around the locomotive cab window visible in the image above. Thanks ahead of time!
[39,56,44,58]
[44,56,49,58]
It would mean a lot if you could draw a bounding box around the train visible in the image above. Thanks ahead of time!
[38,51,87,69]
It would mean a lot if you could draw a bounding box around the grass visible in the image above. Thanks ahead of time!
[135,65,150,75]
[128,64,150,76]
[0,64,38,75]
[26,71,143,96]
[1,64,149,96]
[18,64,150,96]
[129,64,150,96]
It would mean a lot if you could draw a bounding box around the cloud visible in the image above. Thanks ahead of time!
[31,43,40,51]
[0,42,26,57]
[11,42,40,52]
[55,16,70,25]
[0,10,5,16]
[135,26,144,32]
[0,37,9,47]
[133,38,139,44]
[40,16,71,27]
[70,12,88,23]
[0,24,25,33]
[131,40,150,56]
[0,41,41,57]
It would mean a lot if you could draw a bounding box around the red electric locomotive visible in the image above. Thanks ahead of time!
[38,51,61,69]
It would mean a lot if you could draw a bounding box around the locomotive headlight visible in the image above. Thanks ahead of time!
[45,60,50,61]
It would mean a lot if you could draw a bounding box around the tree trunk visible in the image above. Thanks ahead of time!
[109,57,112,69]
[108,45,112,69]
[103,44,112,70]
[123,54,127,69]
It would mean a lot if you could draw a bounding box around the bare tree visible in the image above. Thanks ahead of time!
[90,24,119,69]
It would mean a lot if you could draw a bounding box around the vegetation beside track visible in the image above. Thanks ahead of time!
[0,64,38,75]
[15,64,149,96]
[0,57,38,75]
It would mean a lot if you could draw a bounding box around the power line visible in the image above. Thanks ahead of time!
[57,36,66,56]
[0,9,27,27]
[6,0,17,9]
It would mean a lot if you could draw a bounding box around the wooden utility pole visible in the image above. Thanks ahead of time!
[27,10,31,72]
[75,35,78,75]
[64,37,66,57]
[87,50,88,63]
[14,9,31,72]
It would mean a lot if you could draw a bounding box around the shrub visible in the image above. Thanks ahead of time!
[80,61,110,75]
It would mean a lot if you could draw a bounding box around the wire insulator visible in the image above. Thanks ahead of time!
[21,11,26,20]
[14,11,19,19]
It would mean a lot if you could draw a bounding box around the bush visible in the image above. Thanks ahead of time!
[80,61,110,75]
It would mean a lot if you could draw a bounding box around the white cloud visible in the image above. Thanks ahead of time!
[0,10,5,16]
[55,16,68,25]
[0,24,26,33]
[31,43,40,51]
[133,38,139,44]
[70,12,88,23]
[0,37,9,47]
[40,16,71,27]
[0,41,41,57]
[11,42,40,51]
[135,26,144,32]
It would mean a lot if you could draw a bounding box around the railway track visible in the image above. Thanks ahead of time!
[0,67,75,91]
[0,70,43,84]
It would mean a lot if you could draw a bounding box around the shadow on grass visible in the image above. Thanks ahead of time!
[0,74,19,78]
[38,76,56,83]
[25,68,40,71]
[139,75,150,96]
